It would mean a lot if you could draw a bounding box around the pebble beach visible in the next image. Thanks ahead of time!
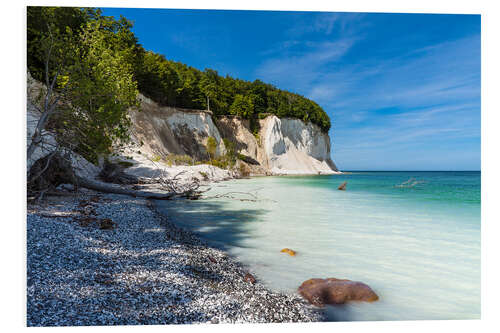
[26,190,323,326]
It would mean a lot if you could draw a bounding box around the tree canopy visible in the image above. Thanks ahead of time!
[27,7,139,162]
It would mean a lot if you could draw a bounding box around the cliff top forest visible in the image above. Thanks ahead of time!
[28,7,331,125]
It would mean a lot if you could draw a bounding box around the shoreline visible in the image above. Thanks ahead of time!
[27,188,324,326]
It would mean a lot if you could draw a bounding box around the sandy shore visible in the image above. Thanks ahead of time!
[27,188,323,326]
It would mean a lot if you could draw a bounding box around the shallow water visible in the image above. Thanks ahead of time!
[155,171,480,321]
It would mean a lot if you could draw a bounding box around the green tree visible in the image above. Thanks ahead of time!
[27,6,93,82]
[229,94,254,118]
[135,51,180,106]
[27,8,139,163]
[199,69,219,112]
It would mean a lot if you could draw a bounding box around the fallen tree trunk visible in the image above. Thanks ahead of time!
[75,176,175,200]
[28,153,175,200]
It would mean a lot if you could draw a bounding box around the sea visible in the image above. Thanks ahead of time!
[155,171,481,321]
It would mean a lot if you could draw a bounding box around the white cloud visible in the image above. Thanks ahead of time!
[255,39,355,88]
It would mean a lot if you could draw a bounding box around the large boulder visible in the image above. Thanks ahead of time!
[298,278,379,306]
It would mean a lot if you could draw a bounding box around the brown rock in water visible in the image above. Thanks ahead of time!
[338,182,347,190]
[280,248,296,256]
[298,278,379,306]
[244,272,256,284]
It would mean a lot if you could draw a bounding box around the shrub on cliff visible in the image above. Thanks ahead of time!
[205,137,217,161]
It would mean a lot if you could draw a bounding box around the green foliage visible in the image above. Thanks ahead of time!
[28,7,139,163]
[229,94,254,117]
[254,133,261,146]
[222,139,237,165]
[206,155,235,169]
[135,51,180,106]
[164,154,194,166]
[222,139,235,157]
[194,139,238,170]
[151,155,162,162]
[117,161,134,168]
[205,136,217,160]
[27,6,92,82]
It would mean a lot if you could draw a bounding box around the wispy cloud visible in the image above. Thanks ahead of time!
[255,39,355,87]
[285,12,368,37]
[255,12,367,90]
[310,35,480,109]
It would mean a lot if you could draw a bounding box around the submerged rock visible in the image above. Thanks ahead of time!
[280,248,297,256]
[338,182,347,190]
[298,278,379,306]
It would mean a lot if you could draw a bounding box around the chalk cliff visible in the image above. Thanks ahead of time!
[260,116,338,175]
[27,72,338,177]
[130,95,339,175]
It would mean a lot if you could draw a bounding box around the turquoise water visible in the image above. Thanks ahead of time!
[155,171,481,321]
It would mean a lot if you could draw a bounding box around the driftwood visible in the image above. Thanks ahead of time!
[75,176,175,200]
[28,153,175,200]
[147,159,208,199]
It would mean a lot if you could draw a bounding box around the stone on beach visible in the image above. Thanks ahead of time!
[298,278,379,306]
[280,248,296,256]
[99,218,115,230]
[244,272,257,284]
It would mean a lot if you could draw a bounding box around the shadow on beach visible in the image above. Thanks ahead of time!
[153,198,270,252]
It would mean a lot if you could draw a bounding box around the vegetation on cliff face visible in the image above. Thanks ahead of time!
[28,8,331,154]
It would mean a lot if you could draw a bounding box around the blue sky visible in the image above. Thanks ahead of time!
[102,8,481,171]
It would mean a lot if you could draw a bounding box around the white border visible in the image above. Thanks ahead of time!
[2,1,498,332]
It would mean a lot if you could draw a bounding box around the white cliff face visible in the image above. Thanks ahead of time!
[259,116,338,175]
[166,110,226,157]
[216,117,259,159]
[27,74,338,178]
[129,95,225,160]
[129,95,338,175]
